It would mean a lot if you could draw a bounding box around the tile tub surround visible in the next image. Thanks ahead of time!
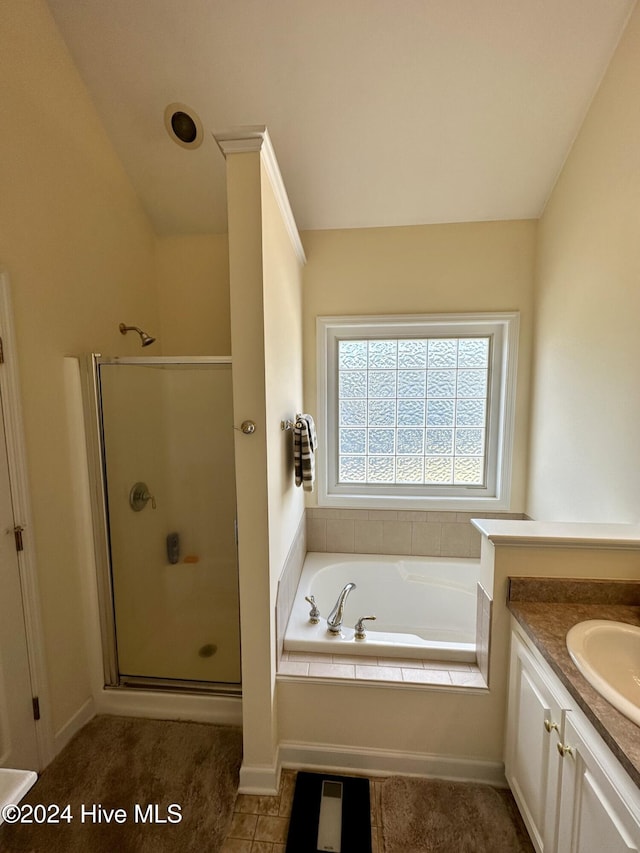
[277,552,493,689]
[307,509,525,558]
[275,514,307,660]
[507,577,640,787]
[476,582,492,684]
[278,650,486,689]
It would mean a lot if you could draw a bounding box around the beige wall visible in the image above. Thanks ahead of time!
[156,234,231,355]
[261,169,306,606]
[0,0,159,736]
[301,220,537,511]
[527,4,640,522]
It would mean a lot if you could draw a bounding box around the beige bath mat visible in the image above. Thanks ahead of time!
[380,776,534,853]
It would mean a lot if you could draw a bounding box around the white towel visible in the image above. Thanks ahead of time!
[294,414,317,492]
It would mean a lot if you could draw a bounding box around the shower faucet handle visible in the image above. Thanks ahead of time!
[304,595,321,624]
[129,482,157,511]
[354,615,377,640]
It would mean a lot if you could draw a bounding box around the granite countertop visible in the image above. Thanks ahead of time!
[507,577,640,788]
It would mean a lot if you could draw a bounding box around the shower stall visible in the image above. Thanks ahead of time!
[83,356,241,695]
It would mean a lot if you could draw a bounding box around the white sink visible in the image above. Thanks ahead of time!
[0,769,37,823]
[566,619,640,727]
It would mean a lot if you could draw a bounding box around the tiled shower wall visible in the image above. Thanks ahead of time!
[306,508,525,559]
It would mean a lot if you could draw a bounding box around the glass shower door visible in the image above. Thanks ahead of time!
[98,360,240,688]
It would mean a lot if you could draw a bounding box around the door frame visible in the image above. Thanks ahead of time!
[0,269,53,768]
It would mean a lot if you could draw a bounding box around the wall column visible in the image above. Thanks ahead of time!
[216,127,305,793]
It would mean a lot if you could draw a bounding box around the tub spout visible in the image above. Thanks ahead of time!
[326,582,356,634]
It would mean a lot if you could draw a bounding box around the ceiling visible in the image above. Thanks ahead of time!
[46,0,635,236]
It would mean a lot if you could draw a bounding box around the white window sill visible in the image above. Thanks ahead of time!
[318,493,512,512]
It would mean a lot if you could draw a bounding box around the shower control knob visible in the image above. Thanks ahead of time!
[129,482,157,511]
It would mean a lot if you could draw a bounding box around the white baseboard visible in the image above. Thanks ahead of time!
[52,698,505,797]
[239,753,282,795]
[50,690,240,770]
[278,741,506,787]
[95,688,242,727]
[53,697,95,756]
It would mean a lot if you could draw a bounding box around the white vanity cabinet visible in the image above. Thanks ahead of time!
[556,713,640,852]
[506,622,640,853]
[505,627,566,852]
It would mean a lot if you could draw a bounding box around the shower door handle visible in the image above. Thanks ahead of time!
[129,482,157,511]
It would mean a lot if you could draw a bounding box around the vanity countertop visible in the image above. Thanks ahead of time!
[0,769,38,823]
[473,519,640,548]
[507,577,640,788]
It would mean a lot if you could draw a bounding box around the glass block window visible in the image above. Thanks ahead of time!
[318,313,519,509]
[338,338,489,486]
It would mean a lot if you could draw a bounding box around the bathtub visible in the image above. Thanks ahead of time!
[283,552,483,662]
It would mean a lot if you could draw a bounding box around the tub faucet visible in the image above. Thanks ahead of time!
[326,582,356,634]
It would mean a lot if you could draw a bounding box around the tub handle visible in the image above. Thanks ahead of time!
[304,595,320,624]
[355,615,377,640]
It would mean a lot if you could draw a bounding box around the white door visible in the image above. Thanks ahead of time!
[0,384,38,769]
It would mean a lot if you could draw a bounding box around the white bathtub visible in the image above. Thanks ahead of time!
[284,552,482,662]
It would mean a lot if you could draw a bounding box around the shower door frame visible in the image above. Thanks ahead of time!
[81,354,241,696]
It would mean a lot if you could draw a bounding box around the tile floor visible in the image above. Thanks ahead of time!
[278,650,486,688]
[224,655,487,849]
[221,769,384,852]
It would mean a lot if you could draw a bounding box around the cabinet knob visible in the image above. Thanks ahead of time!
[557,742,573,758]
[544,719,559,734]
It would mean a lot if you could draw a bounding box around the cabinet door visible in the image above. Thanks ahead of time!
[506,633,564,853]
[557,715,640,853]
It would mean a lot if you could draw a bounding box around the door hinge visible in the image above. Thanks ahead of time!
[14,525,24,552]
[32,697,40,721]
[0,336,4,364]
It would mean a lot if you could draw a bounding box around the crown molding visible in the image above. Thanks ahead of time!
[213,126,306,265]
[213,125,268,156]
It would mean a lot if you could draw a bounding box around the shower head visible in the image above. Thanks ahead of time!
[119,322,156,347]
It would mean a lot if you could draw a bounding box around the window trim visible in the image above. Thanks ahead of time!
[316,312,519,511]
